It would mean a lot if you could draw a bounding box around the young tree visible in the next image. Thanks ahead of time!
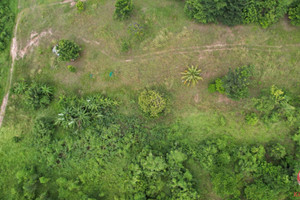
[56,40,81,61]
[181,65,203,86]
[114,0,133,20]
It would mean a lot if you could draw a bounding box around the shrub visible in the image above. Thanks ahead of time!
[222,65,254,100]
[114,0,133,20]
[76,1,85,12]
[56,40,81,61]
[288,0,300,26]
[12,81,28,94]
[67,65,76,72]
[245,113,259,125]
[208,83,216,93]
[215,78,225,94]
[128,23,145,40]
[181,65,203,86]
[121,40,130,52]
[138,90,166,118]
[25,82,53,109]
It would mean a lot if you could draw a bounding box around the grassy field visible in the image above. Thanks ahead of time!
[4,0,299,141]
[0,0,299,198]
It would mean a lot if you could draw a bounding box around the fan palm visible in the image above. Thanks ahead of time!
[181,65,203,86]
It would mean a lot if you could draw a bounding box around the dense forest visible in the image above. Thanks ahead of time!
[0,0,299,199]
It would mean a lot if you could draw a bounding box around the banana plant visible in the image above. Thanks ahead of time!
[181,65,203,86]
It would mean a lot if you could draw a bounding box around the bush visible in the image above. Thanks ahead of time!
[138,90,166,118]
[13,81,53,109]
[12,81,28,94]
[245,113,259,125]
[128,23,145,40]
[288,0,300,26]
[67,65,76,72]
[268,143,286,160]
[215,78,225,94]
[222,65,254,100]
[56,40,81,61]
[114,0,133,20]
[208,83,216,93]
[120,40,130,52]
[76,1,85,12]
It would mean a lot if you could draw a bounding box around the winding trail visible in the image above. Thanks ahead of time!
[0,0,299,128]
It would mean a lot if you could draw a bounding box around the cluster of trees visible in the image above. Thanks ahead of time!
[0,0,15,50]
[2,77,300,199]
[184,0,300,27]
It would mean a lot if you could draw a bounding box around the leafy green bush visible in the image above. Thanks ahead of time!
[76,1,85,12]
[138,90,166,118]
[114,0,133,20]
[253,85,296,124]
[215,78,225,94]
[12,81,28,94]
[208,83,216,93]
[67,65,76,72]
[288,0,300,25]
[222,65,254,100]
[120,40,130,52]
[56,40,81,61]
[268,143,286,160]
[245,112,259,125]
[181,65,203,86]
[13,81,53,109]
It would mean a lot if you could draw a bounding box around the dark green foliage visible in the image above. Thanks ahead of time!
[288,0,300,25]
[138,89,166,118]
[13,81,53,109]
[56,94,118,129]
[0,0,15,51]
[184,0,289,27]
[56,40,81,61]
[222,65,254,100]
[114,0,133,20]
[33,117,55,139]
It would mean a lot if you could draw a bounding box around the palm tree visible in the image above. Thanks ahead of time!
[181,65,203,86]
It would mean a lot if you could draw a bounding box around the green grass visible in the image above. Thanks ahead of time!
[4,0,299,138]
